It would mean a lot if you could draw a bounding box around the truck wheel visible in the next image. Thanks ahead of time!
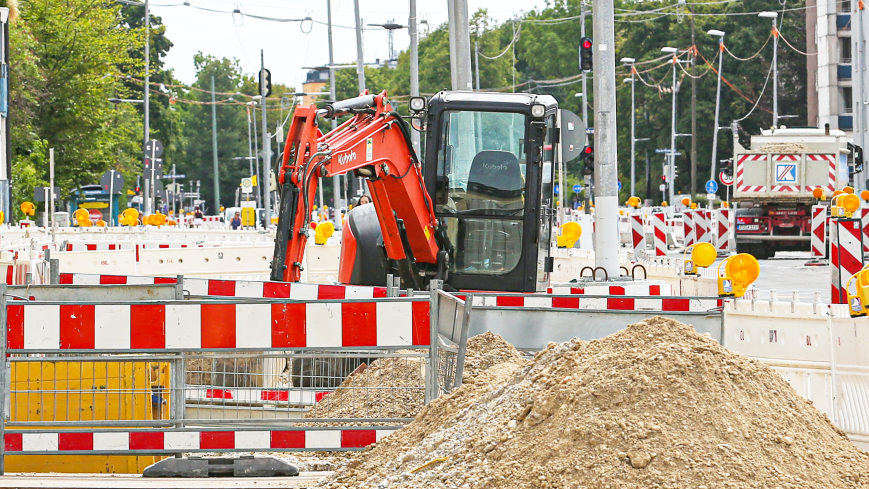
[748,242,769,260]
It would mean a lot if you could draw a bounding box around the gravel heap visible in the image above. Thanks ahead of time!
[321,316,869,488]
[753,142,810,154]
[305,333,525,420]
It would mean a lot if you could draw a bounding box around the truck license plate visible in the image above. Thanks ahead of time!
[737,225,759,231]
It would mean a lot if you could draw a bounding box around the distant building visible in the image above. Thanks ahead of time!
[302,70,328,106]
[807,0,853,135]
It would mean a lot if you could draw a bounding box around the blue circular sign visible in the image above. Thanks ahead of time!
[554,184,559,195]
[705,180,718,193]
[573,184,582,193]
[618,180,623,191]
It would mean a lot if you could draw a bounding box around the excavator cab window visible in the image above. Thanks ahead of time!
[435,110,527,274]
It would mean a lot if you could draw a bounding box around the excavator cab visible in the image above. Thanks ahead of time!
[418,91,559,292]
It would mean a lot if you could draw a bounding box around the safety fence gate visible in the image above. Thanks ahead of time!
[0,287,471,473]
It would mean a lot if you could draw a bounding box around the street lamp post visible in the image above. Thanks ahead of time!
[759,12,779,127]
[621,57,636,197]
[708,29,725,182]
[662,47,679,204]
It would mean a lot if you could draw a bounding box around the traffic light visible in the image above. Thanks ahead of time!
[259,68,272,97]
[579,37,593,72]
[581,146,594,175]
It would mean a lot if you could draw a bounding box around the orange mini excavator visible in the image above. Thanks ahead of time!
[271,90,562,292]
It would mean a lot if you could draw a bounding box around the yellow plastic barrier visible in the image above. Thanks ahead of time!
[5,361,170,473]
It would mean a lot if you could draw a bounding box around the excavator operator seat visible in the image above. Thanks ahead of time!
[465,150,524,206]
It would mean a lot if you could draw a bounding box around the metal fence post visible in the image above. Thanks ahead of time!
[49,258,59,285]
[172,352,186,426]
[0,283,7,475]
[175,275,184,300]
[426,281,441,404]
[453,293,473,390]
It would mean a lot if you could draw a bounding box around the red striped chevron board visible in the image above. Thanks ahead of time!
[467,294,721,312]
[4,300,431,351]
[3,428,397,453]
[57,273,391,299]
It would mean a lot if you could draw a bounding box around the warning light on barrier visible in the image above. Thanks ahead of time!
[717,253,760,298]
[120,208,140,227]
[557,221,582,248]
[683,242,716,276]
[681,197,691,206]
[846,267,869,317]
[20,202,35,217]
[661,201,668,207]
[314,221,335,245]
[690,203,698,210]
[844,186,855,194]
[862,190,869,202]
[832,193,860,218]
[833,190,844,199]
[96,220,107,227]
[721,201,729,209]
[813,188,825,201]
[628,196,641,208]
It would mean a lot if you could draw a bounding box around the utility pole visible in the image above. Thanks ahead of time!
[143,0,151,215]
[662,47,680,204]
[353,0,366,91]
[447,0,458,89]
[708,30,725,182]
[581,2,589,143]
[451,0,473,90]
[260,50,271,229]
[474,41,480,90]
[759,12,780,127]
[621,58,636,196]
[327,0,341,226]
[856,0,866,190]
[593,0,618,277]
[245,104,260,208]
[690,12,698,197]
[409,0,421,153]
[211,76,219,214]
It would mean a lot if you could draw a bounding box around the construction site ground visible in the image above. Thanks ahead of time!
[0,472,330,488]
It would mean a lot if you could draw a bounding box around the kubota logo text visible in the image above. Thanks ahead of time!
[337,151,357,165]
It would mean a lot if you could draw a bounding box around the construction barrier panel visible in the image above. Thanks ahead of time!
[862,208,869,253]
[653,212,667,256]
[812,205,828,258]
[683,210,695,248]
[830,218,864,304]
[631,213,646,255]
[716,209,733,254]
[0,290,470,471]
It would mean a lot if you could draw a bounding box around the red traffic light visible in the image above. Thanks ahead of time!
[661,175,666,181]
[582,40,592,49]
[584,146,593,154]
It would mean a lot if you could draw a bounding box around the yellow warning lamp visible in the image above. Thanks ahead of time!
[73,208,93,227]
[862,190,869,202]
[717,253,760,298]
[813,188,826,201]
[683,242,716,276]
[151,213,167,227]
[832,190,844,199]
[690,203,698,210]
[20,201,35,217]
[557,221,582,248]
[681,197,691,207]
[168,220,177,226]
[0,211,4,223]
[845,266,869,317]
[661,201,668,207]
[314,221,335,245]
[120,208,140,226]
[844,186,855,194]
[627,196,640,208]
[618,209,624,216]
[832,193,860,218]
[96,220,107,227]
[220,206,225,212]
[721,201,730,209]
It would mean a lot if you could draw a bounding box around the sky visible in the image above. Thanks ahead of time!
[150,0,547,89]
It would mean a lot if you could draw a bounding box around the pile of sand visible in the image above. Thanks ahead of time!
[305,333,525,420]
[753,142,810,154]
[321,316,869,488]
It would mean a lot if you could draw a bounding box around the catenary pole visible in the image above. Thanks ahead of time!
[260,50,271,229]
[144,0,151,215]
[710,32,725,182]
[327,0,341,227]
[211,76,219,214]
[593,0,618,277]
[409,0,421,154]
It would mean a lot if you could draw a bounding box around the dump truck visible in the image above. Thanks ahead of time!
[732,126,856,259]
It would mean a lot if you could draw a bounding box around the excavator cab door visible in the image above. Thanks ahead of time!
[424,91,557,292]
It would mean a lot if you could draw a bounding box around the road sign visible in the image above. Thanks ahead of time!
[144,157,163,173]
[241,178,254,194]
[655,149,682,155]
[659,184,666,192]
[34,187,60,202]
[585,127,594,135]
[573,184,582,193]
[554,184,559,196]
[161,174,186,179]
[618,180,622,191]
[705,180,718,194]
[719,171,734,186]
[100,170,124,195]
[144,139,164,158]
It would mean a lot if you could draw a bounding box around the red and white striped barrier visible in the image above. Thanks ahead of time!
[653,212,667,256]
[736,154,767,193]
[683,210,695,248]
[812,205,828,258]
[471,294,720,312]
[5,300,431,350]
[694,209,709,243]
[830,218,864,304]
[630,214,645,255]
[861,208,869,254]
[65,243,133,252]
[804,154,837,194]
[716,209,732,253]
[58,273,391,299]
[3,428,397,453]
[188,387,327,406]
[548,284,672,295]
